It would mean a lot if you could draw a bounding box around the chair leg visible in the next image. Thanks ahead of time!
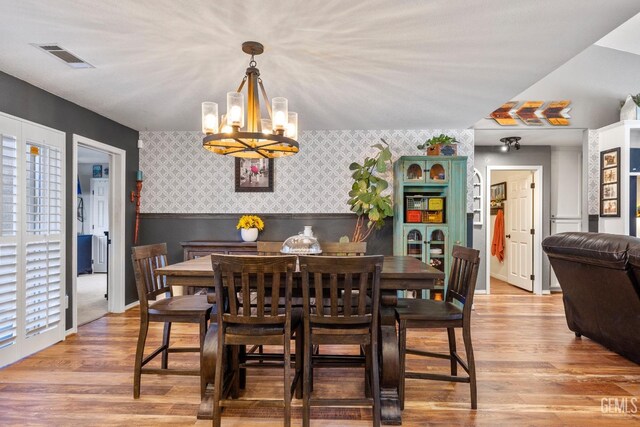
[213,331,225,427]
[462,324,477,410]
[371,330,381,427]
[284,334,292,427]
[397,320,407,411]
[161,321,171,369]
[364,344,372,398]
[295,323,304,399]
[231,345,240,399]
[303,330,312,427]
[239,345,247,390]
[199,318,208,398]
[133,317,149,399]
[447,327,457,376]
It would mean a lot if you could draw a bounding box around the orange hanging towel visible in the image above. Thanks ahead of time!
[491,209,505,262]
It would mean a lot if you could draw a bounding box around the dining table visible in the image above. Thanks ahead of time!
[155,255,444,425]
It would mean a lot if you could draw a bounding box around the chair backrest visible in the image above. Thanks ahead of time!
[299,255,383,328]
[445,246,480,315]
[256,241,284,255]
[131,243,171,310]
[211,254,297,327]
[320,241,367,256]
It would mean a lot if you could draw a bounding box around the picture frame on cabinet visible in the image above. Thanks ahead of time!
[600,147,620,217]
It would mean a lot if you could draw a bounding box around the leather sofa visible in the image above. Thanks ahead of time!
[542,232,640,364]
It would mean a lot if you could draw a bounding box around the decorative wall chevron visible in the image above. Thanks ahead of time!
[139,129,475,214]
[489,100,571,126]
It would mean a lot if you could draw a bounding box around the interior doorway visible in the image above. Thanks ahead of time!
[71,135,126,333]
[485,166,543,295]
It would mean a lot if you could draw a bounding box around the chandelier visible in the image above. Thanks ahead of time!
[201,41,299,158]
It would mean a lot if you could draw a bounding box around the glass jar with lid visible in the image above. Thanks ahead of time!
[281,232,322,254]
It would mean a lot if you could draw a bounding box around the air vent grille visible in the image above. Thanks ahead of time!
[31,43,94,69]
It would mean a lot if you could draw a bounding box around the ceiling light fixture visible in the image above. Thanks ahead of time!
[499,136,521,152]
[201,41,299,158]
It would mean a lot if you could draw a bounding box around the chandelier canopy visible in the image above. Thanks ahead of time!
[201,41,299,159]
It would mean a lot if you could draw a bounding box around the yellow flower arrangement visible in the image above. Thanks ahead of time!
[236,215,264,231]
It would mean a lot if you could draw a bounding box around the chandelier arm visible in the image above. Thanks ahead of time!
[236,76,247,93]
[233,138,254,149]
[258,79,273,119]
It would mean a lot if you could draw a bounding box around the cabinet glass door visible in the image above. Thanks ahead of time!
[403,161,425,183]
[426,160,449,184]
[404,225,426,262]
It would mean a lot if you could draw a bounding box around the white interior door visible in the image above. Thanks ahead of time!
[90,178,108,273]
[506,173,534,291]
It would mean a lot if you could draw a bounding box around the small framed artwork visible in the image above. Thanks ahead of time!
[490,181,507,215]
[92,164,102,178]
[600,147,620,217]
[235,158,274,192]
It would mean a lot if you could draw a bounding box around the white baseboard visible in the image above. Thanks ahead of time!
[474,289,487,295]
[542,290,551,295]
[65,327,77,337]
[550,286,562,293]
[125,300,140,311]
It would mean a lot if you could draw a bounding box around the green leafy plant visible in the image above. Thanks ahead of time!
[346,139,394,242]
[632,94,640,107]
[417,133,458,150]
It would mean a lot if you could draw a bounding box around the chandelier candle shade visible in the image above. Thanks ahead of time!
[201,41,299,158]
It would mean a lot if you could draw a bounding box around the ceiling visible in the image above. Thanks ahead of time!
[1,1,639,131]
[474,128,584,147]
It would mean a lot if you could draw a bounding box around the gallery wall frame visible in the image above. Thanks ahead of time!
[600,147,620,217]
[235,158,274,192]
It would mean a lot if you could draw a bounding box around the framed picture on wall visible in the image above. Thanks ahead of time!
[600,147,620,217]
[235,158,274,192]
[92,164,102,178]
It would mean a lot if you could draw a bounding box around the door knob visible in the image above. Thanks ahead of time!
[505,234,511,239]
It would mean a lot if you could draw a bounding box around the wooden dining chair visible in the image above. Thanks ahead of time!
[395,245,480,409]
[299,255,383,427]
[131,243,214,399]
[211,254,302,427]
[321,241,367,256]
[256,241,284,255]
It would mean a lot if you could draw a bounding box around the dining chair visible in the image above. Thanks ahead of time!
[395,245,480,409]
[299,255,383,427]
[320,241,367,256]
[211,254,302,427]
[131,243,214,398]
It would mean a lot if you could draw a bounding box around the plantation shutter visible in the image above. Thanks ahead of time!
[0,113,65,367]
[0,130,18,364]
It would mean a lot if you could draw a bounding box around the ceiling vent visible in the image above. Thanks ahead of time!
[31,43,94,69]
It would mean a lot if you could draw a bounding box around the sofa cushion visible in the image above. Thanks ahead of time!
[542,232,640,270]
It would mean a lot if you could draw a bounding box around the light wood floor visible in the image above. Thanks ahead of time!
[489,276,533,295]
[1,293,639,426]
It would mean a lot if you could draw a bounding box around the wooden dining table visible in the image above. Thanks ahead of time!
[156,255,444,425]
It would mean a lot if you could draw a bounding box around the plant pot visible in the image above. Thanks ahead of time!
[426,143,457,156]
[240,228,259,242]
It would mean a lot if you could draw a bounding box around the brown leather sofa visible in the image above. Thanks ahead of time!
[542,232,640,364]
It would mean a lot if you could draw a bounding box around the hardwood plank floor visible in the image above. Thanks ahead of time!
[1,293,639,426]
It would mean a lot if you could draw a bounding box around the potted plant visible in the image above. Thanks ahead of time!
[620,94,640,120]
[236,215,264,242]
[417,133,458,156]
[345,139,394,242]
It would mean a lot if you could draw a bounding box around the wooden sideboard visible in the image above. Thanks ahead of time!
[180,240,258,260]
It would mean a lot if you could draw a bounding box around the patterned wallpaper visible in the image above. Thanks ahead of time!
[139,129,475,213]
[587,129,600,215]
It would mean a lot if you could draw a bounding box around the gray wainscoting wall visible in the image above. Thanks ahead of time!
[138,214,395,264]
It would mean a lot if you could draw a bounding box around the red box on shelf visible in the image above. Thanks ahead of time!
[406,210,422,223]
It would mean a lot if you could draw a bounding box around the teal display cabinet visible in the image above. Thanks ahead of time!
[393,156,467,298]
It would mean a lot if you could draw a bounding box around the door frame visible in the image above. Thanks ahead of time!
[70,134,126,333]
[485,165,543,295]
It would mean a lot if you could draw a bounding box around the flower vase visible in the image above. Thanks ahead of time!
[241,227,259,242]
